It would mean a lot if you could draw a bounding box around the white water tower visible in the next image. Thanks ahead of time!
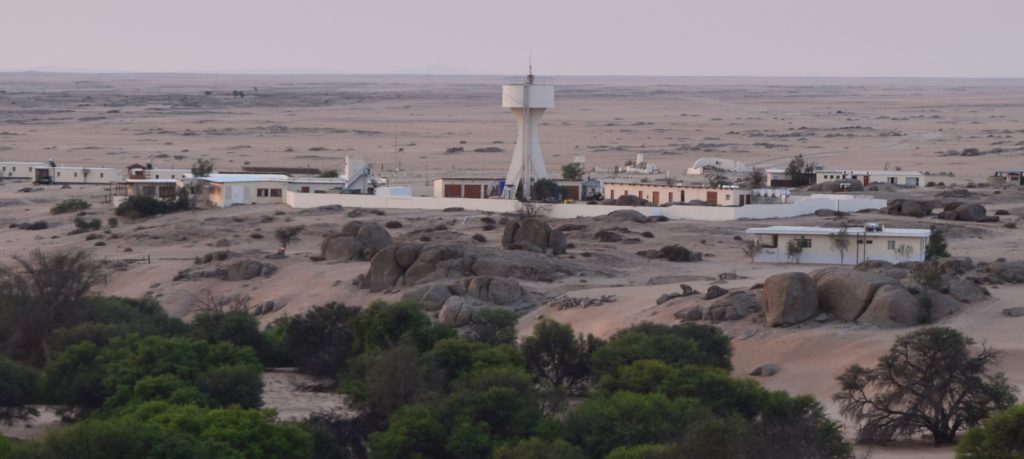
[502,71,554,200]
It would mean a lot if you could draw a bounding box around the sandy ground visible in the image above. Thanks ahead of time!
[3,74,1024,457]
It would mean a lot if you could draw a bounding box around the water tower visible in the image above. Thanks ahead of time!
[502,70,554,200]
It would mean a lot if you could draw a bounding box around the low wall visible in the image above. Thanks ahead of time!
[283,191,886,222]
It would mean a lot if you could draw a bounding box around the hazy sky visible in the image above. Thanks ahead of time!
[3,0,1023,77]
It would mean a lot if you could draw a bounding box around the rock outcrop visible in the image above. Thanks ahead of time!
[636,245,703,262]
[360,243,583,292]
[321,221,393,261]
[985,261,1024,283]
[812,268,899,321]
[858,284,922,327]
[174,259,277,282]
[501,218,567,254]
[763,272,819,326]
[938,203,987,222]
[602,209,648,223]
[703,290,761,321]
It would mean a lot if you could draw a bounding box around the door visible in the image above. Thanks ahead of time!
[444,184,461,198]
[652,191,660,205]
[706,191,718,206]
[863,176,870,186]
[463,185,482,199]
[301,186,310,193]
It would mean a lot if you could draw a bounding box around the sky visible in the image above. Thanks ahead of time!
[2,0,1023,77]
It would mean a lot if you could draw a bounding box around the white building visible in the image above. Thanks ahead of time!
[993,168,1024,186]
[746,224,930,265]
[816,170,923,187]
[0,162,50,180]
[686,157,751,175]
[197,174,290,208]
[602,180,752,206]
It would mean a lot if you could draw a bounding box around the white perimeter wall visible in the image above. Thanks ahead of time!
[284,192,886,222]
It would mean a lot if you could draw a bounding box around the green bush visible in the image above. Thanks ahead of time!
[6,402,312,459]
[956,404,1024,458]
[50,199,90,214]
[0,356,41,425]
[284,302,360,377]
[114,195,176,219]
[72,216,101,232]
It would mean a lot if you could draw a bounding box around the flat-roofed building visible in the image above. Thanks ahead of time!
[993,168,1024,185]
[198,174,289,208]
[601,180,752,206]
[816,170,923,187]
[746,224,930,265]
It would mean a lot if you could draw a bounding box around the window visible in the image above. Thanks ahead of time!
[797,237,812,248]
[155,175,160,179]
[887,240,896,250]
[270,189,282,198]
[857,239,874,245]
[762,234,779,248]
[74,172,78,178]
[257,188,269,197]
[58,172,62,177]
[100,173,104,178]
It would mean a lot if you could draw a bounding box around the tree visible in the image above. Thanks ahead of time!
[115,195,176,218]
[190,311,272,363]
[0,249,102,366]
[191,158,215,178]
[746,167,767,188]
[530,179,562,202]
[50,198,91,214]
[284,302,360,377]
[0,356,40,425]
[563,391,702,458]
[591,323,733,377]
[830,225,851,265]
[955,404,1024,458]
[493,438,586,459]
[926,225,950,259]
[786,238,804,263]
[561,162,584,180]
[362,345,429,417]
[351,300,453,354]
[707,174,730,188]
[785,154,807,180]
[7,402,312,459]
[743,240,761,262]
[521,319,600,395]
[274,225,305,254]
[469,308,518,345]
[834,327,1017,444]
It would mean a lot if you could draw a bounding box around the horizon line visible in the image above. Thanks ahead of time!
[2,70,1024,80]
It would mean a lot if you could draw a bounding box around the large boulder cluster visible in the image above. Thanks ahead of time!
[320,221,393,261]
[501,218,567,255]
[938,203,989,222]
[174,259,277,282]
[358,242,584,292]
[884,199,941,218]
[673,258,993,328]
[403,276,531,327]
[636,245,703,262]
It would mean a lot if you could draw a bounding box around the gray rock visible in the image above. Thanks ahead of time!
[763,272,819,327]
[679,284,697,296]
[458,276,523,305]
[986,261,1024,283]
[703,290,760,322]
[604,208,648,222]
[501,218,566,255]
[656,292,683,305]
[1002,307,1024,317]
[438,296,477,327]
[947,279,987,303]
[815,313,831,322]
[859,284,921,327]
[421,284,455,311]
[750,363,781,377]
[704,285,728,300]
[321,221,393,261]
[923,291,961,319]
[812,268,899,321]
[674,306,704,321]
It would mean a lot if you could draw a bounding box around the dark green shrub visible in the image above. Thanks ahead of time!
[115,196,175,219]
[51,199,90,214]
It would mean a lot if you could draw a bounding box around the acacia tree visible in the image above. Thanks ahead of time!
[830,225,851,265]
[926,226,950,259]
[274,225,305,254]
[0,249,101,366]
[191,158,215,178]
[562,162,584,180]
[834,327,1017,445]
[746,168,767,188]
[521,319,600,395]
